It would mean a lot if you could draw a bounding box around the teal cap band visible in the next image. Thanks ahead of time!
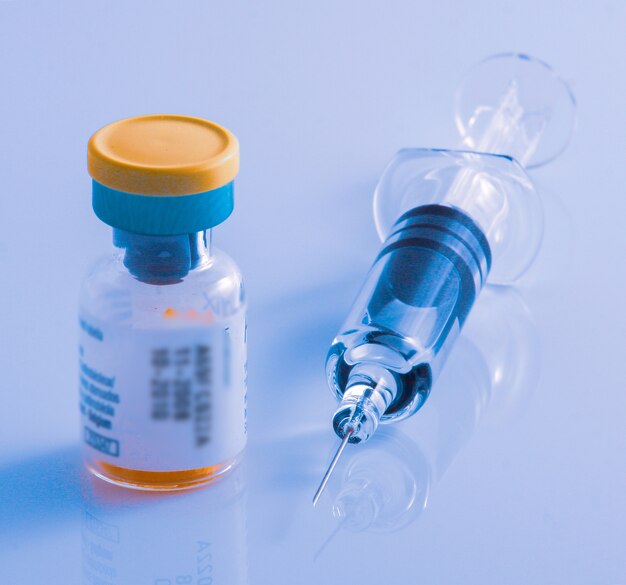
[92,180,234,235]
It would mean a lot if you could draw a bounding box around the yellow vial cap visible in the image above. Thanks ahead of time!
[88,114,239,196]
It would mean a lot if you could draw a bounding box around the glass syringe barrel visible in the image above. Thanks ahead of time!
[326,204,491,443]
[325,55,574,446]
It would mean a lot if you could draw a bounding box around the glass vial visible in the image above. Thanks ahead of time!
[79,115,246,491]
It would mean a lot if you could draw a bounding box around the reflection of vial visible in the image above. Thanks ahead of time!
[79,115,246,490]
[81,468,247,584]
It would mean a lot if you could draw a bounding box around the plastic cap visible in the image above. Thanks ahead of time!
[88,114,239,196]
[88,115,239,235]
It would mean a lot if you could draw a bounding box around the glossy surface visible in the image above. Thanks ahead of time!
[1,2,625,584]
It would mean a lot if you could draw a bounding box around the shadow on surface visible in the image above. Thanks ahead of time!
[247,274,363,437]
[0,445,83,542]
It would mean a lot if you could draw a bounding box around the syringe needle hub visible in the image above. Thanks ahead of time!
[313,428,353,506]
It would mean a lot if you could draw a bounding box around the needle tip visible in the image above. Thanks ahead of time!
[312,487,323,507]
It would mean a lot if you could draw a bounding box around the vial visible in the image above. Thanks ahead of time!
[79,115,247,491]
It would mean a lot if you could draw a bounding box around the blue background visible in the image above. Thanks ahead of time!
[1,1,625,583]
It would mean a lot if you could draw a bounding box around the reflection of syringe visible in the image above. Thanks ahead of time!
[315,286,539,538]
[314,54,575,505]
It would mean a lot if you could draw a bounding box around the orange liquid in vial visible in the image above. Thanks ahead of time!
[88,458,237,491]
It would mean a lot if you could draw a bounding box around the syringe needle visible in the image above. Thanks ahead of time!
[313,428,353,507]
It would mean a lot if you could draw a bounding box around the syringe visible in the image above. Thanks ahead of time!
[314,54,575,505]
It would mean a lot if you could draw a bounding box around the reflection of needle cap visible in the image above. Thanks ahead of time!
[88,115,239,235]
[330,430,430,533]
[333,483,381,531]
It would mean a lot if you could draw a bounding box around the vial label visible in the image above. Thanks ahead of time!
[78,312,247,472]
